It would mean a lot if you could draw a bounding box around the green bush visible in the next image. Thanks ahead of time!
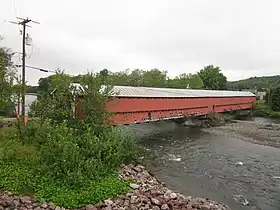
[0,71,141,208]
[20,121,139,188]
[253,101,280,118]
[0,122,137,208]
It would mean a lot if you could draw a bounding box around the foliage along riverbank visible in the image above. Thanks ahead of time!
[251,85,280,118]
[0,125,138,208]
[0,72,141,208]
[252,101,280,118]
[0,164,230,210]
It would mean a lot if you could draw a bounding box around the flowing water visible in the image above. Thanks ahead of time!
[127,118,280,210]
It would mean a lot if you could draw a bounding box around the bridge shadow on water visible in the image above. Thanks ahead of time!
[125,120,205,141]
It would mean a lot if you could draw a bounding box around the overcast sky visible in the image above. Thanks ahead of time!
[1,0,280,85]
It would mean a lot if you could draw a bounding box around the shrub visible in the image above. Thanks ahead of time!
[25,122,139,188]
[20,118,140,187]
[0,133,130,208]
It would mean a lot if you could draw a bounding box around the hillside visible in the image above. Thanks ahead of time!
[227,75,280,90]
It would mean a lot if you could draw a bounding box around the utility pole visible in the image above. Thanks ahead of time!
[9,17,39,118]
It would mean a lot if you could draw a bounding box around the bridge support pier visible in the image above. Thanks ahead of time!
[172,117,187,125]
[232,109,252,120]
[172,115,208,127]
[173,114,228,128]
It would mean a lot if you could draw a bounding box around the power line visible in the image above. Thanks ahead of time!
[15,64,56,73]
[9,16,40,118]
[15,64,90,78]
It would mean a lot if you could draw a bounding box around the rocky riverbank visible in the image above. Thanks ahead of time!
[0,164,230,210]
[207,119,280,148]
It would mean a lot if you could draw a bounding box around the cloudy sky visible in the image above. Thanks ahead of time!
[1,0,280,85]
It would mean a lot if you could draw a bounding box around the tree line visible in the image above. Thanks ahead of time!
[29,65,227,94]
[2,44,269,117]
[227,75,280,91]
[1,47,227,116]
[5,44,280,117]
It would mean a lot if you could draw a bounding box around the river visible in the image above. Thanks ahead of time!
[127,117,280,210]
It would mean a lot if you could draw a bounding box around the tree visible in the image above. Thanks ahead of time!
[99,69,109,84]
[186,74,205,89]
[128,69,143,86]
[167,73,204,89]
[108,70,130,86]
[26,85,39,93]
[198,65,227,90]
[142,68,167,87]
[268,86,280,111]
[38,70,71,94]
[38,77,50,93]
[29,70,114,129]
[0,47,15,116]
[105,68,167,88]
[29,70,74,123]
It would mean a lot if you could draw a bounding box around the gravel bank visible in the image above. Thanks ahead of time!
[208,120,280,148]
[0,164,230,210]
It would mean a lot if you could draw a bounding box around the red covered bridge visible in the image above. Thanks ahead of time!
[76,86,256,125]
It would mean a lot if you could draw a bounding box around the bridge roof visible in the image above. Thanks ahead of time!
[109,86,256,98]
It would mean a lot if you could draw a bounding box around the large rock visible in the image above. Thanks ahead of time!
[130,195,138,204]
[86,204,98,210]
[130,183,140,190]
[169,193,177,199]
[41,203,48,209]
[161,204,170,210]
[104,199,113,206]
[19,196,32,204]
[151,198,161,206]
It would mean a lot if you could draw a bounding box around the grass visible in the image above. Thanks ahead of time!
[0,161,129,208]
[0,115,9,118]
[253,101,280,118]
[0,127,17,134]
[0,128,133,208]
